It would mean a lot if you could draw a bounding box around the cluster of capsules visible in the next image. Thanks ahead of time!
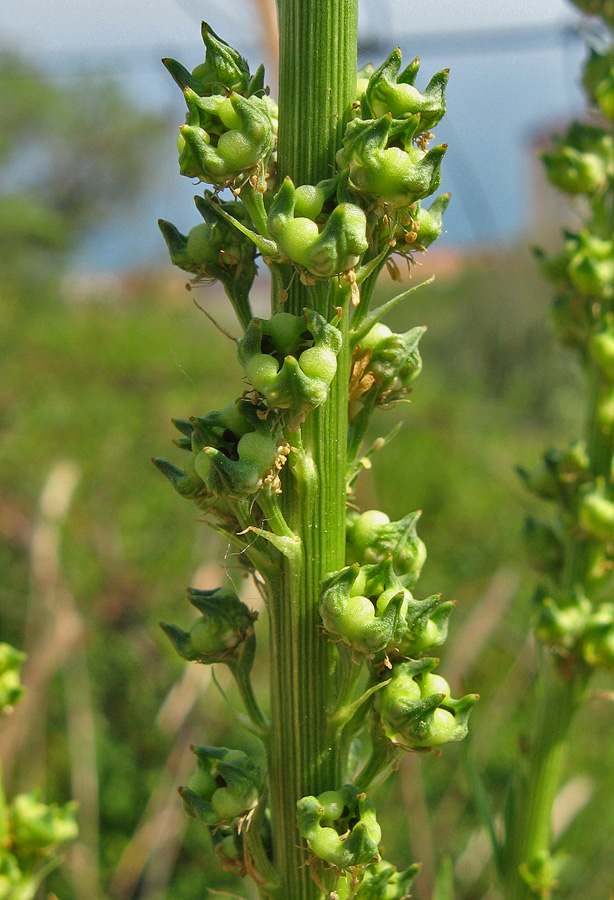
[155,23,477,899]
[523,20,614,674]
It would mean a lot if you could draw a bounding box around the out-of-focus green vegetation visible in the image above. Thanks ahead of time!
[1,52,613,900]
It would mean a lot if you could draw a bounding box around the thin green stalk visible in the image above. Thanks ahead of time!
[504,295,614,900]
[504,663,586,900]
[265,2,358,896]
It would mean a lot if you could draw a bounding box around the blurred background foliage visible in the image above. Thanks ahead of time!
[1,21,613,900]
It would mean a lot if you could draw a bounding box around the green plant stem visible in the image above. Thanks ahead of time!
[505,369,609,900]
[505,661,586,900]
[265,2,358,897]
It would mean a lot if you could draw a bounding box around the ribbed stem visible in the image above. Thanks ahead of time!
[266,3,358,897]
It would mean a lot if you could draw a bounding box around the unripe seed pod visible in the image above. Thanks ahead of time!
[297,784,381,870]
[542,123,614,195]
[268,177,368,277]
[346,509,427,587]
[377,658,477,751]
[321,558,452,659]
[181,746,262,828]
[335,859,420,900]
[364,48,448,132]
[589,315,614,381]
[583,46,614,119]
[178,90,274,189]
[238,309,342,413]
[161,586,257,664]
[10,792,78,851]
[341,115,446,209]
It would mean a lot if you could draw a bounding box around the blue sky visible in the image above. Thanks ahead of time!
[0,0,577,56]
[0,0,589,267]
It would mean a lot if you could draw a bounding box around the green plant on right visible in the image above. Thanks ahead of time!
[492,5,614,898]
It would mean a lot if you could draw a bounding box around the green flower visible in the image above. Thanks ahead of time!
[267,176,368,277]
[339,115,446,209]
[364,48,448,132]
[180,746,262,828]
[161,586,257,664]
[320,558,453,659]
[238,308,343,413]
[297,784,381,870]
[377,658,477,750]
[542,122,614,195]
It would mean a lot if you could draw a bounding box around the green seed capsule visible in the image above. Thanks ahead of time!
[238,309,342,413]
[267,177,368,277]
[181,746,262,828]
[297,784,382,870]
[342,115,446,209]
[364,48,448,131]
[589,315,614,381]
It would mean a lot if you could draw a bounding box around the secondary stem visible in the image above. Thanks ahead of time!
[505,662,586,900]
[505,369,608,899]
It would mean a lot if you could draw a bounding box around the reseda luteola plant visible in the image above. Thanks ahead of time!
[0,644,78,899]
[156,22,476,900]
[496,4,614,898]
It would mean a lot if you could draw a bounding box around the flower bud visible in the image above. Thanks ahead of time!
[377,658,477,750]
[238,308,342,412]
[161,586,257,664]
[267,177,368,277]
[340,115,446,209]
[364,48,448,132]
[0,643,25,713]
[180,746,262,828]
[297,784,381,870]
[346,509,427,587]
